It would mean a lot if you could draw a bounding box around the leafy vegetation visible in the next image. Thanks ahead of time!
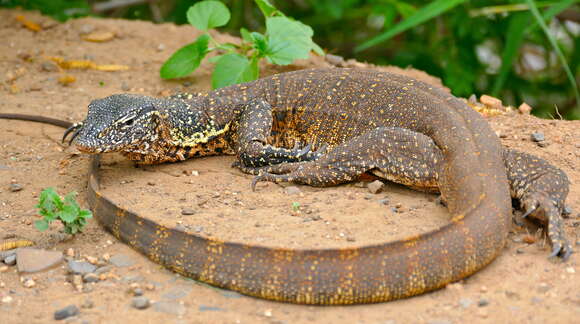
[160,0,322,88]
[35,187,92,235]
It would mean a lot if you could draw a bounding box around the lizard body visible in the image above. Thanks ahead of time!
[1,68,571,304]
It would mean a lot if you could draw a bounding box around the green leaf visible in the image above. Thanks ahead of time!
[34,219,49,232]
[240,27,253,43]
[212,54,259,89]
[207,54,224,63]
[79,209,93,219]
[160,34,210,79]
[58,204,77,223]
[265,17,314,65]
[254,0,280,17]
[187,0,231,31]
[250,31,268,55]
[38,187,62,211]
[356,0,468,52]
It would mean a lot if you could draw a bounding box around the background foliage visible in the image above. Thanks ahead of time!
[1,0,578,119]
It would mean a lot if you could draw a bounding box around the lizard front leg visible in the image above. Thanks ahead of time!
[233,98,323,167]
[252,126,572,259]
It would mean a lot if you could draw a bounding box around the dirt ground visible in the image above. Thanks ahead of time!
[0,9,579,324]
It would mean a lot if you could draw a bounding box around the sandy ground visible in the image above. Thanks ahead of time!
[0,10,579,324]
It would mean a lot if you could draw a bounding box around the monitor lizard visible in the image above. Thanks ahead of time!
[0,68,571,304]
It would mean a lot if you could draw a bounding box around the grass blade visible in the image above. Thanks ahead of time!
[525,0,580,111]
[355,0,468,52]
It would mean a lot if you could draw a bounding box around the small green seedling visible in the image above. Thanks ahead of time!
[35,187,92,235]
[292,201,301,212]
[160,0,322,88]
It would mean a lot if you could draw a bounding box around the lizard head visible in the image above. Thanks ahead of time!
[64,93,231,163]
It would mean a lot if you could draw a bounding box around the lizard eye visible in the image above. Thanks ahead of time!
[123,118,134,126]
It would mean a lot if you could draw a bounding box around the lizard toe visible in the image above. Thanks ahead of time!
[521,193,572,260]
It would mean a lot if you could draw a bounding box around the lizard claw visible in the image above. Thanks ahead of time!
[521,193,573,260]
[62,122,83,145]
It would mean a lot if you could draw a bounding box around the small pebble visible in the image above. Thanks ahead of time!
[78,24,95,34]
[516,248,525,254]
[81,299,94,309]
[131,296,150,309]
[478,298,489,307]
[132,287,144,296]
[518,102,532,114]
[9,183,23,192]
[109,254,134,267]
[566,267,575,274]
[537,141,550,148]
[181,208,195,216]
[157,43,166,51]
[41,61,58,72]
[4,254,16,266]
[68,260,97,274]
[2,295,13,303]
[367,180,384,194]
[562,206,572,217]
[54,305,79,320]
[378,198,390,205]
[83,273,99,283]
[531,132,545,142]
[459,298,473,308]
[285,186,301,195]
[480,94,503,109]
[22,278,35,288]
[66,248,75,257]
[468,94,477,104]
[0,266,8,272]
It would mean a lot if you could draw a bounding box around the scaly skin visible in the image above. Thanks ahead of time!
[1,68,571,305]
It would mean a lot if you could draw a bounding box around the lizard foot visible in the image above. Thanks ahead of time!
[521,193,572,260]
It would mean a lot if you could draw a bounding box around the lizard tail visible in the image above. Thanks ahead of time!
[0,113,73,129]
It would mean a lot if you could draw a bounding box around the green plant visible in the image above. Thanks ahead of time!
[160,0,322,88]
[35,187,92,235]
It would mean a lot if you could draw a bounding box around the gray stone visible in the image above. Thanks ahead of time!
[181,208,195,215]
[4,254,16,266]
[198,305,225,312]
[94,265,113,275]
[478,298,489,307]
[82,273,99,283]
[162,285,193,300]
[17,248,63,273]
[367,180,384,194]
[378,198,390,205]
[9,183,23,192]
[109,254,135,267]
[284,186,301,195]
[153,301,186,316]
[131,296,150,310]
[458,298,473,308]
[54,305,79,320]
[68,260,96,274]
[531,132,545,142]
